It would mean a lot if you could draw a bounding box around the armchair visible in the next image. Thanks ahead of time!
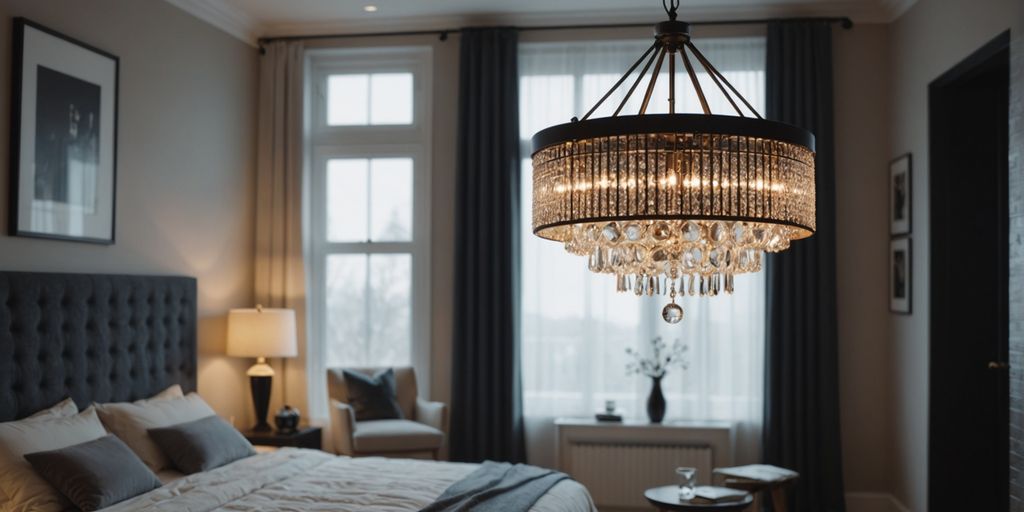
[327,367,448,460]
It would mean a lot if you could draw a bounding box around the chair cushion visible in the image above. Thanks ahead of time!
[342,369,404,422]
[328,367,418,420]
[352,420,444,453]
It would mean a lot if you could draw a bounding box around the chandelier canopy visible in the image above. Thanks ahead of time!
[530,0,817,323]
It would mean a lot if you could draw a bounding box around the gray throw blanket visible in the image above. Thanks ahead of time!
[419,461,570,512]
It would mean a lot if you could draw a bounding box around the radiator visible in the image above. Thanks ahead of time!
[567,442,714,510]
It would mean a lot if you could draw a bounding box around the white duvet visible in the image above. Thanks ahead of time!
[104,449,596,512]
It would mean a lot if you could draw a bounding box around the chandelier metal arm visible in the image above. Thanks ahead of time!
[639,45,668,115]
[668,47,676,114]
[581,41,660,121]
[691,45,745,117]
[612,41,663,117]
[679,46,711,115]
[685,41,763,119]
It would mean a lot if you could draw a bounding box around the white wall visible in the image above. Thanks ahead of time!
[887,0,1022,510]
[0,0,258,425]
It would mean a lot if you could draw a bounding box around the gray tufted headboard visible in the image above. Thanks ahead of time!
[0,271,197,421]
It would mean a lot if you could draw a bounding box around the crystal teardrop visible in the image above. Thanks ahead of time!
[661,302,684,324]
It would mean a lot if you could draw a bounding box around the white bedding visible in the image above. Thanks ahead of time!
[105,449,595,512]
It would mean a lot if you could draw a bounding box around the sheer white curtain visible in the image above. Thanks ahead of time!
[519,38,766,464]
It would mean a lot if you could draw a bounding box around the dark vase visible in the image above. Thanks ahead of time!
[647,376,666,423]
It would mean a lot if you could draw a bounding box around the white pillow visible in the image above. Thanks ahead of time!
[150,384,185,401]
[0,406,107,512]
[26,398,78,420]
[95,393,215,472]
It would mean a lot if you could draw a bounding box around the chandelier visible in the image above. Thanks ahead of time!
[530,0,816,324]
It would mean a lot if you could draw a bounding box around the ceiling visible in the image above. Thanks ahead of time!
[164,0,916,46]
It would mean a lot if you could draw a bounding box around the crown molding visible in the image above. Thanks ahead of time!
[163,0,261,46]
[163,0,918,45]
[263,1,894,38]
[878,0,918,21]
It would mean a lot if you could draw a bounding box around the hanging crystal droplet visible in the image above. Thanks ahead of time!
[662,302,684,324]
[682,221,701,242]
[733,221,746,243]
[624,223,643,241]
[710,221,728,243]
[601,223,621,242]
[652,222,672,241]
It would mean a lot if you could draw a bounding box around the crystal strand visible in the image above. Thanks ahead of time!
[634,274,644,296]
[725,274,734,294]
[688,274,696,296]
[617,274,627,292]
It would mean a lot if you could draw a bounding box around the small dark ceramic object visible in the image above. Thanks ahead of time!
[274,405,300,434]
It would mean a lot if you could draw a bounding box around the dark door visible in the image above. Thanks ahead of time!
[928,32,1010,512]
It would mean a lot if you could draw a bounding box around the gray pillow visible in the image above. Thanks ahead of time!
[23,434,162,511]
[343,368,404,421]
[148,415,256,474]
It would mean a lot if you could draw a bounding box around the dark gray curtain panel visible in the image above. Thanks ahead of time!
[763,21,845,512]
[450,27,525,463]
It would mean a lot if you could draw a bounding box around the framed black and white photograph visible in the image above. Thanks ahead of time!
[889,154,912,236]
[9,18,118,244]
[890,237,912,314]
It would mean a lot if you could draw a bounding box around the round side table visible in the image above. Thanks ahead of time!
[644,486,754,511]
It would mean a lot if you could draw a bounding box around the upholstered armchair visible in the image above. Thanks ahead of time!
[327,367,448,460]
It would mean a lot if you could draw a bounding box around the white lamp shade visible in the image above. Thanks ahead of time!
[225,307,298,358]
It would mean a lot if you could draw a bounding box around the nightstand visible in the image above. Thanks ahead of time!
[241,426,322,450]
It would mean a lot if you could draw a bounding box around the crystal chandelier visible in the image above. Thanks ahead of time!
[530,0,816,323]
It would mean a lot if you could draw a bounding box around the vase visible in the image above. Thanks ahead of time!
[647,376,666,423]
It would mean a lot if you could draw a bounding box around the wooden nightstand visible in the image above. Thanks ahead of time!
[241,426,322,450]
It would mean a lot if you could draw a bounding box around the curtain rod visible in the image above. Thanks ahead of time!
[257,16,853,52]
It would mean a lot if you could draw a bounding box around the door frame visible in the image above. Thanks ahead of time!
[927,30,1011,511]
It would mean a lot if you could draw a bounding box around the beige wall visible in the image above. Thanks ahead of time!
[887,0,1021,509]
[0,0,258,425]
[833,23,895,502]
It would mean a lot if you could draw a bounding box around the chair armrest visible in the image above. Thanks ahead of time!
[415,397,448,435]
[329,399,357,455]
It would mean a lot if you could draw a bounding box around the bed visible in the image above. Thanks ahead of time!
[0,271,595,511]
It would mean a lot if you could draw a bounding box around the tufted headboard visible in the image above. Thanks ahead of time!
[0,271,197,421]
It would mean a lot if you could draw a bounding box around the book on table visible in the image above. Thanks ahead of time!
[712,464,799,483]
[689,486,749,504]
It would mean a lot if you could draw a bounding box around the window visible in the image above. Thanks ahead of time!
[307,47,432,421]
[519,38,766,463]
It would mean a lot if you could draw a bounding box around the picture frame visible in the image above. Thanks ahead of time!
[890,236,912,314]
[889,154,912,236]
[8,18,119,244]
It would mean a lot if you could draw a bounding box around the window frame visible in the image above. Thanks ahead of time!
[307,46,433,396]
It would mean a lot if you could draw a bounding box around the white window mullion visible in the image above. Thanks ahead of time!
[306,46,433,424]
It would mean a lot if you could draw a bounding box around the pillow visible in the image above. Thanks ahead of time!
[0,407,107,512]
[27,397,78,420]
[342,368,404,421]
[148,415,255,474]
[24,435,161,511]
[150,384,185,401]
[95,393,215,472]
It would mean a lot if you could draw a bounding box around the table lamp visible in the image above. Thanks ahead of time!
[226,305,297,432]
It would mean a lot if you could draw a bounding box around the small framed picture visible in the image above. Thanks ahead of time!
[889,154,912,236]
[890,237,912,314]
[8,18,119,244]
